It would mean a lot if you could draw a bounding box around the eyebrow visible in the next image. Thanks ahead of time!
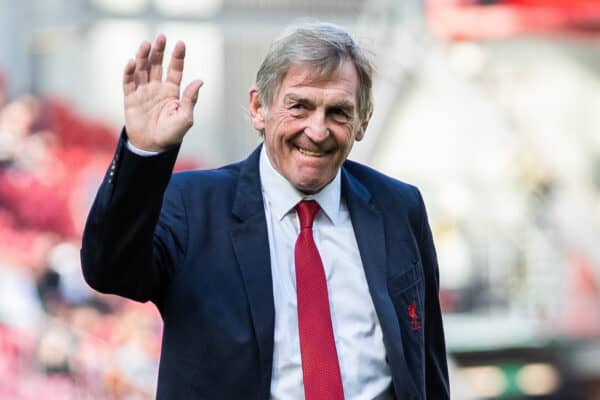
[284,94,312,106]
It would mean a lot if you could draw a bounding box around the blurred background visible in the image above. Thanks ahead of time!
[2,0,600,398]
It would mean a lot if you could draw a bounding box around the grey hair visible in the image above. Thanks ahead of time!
[255,20,374,126]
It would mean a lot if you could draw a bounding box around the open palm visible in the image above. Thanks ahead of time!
[123,34,203,152]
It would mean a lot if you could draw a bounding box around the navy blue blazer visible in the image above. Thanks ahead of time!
[81,134,449,400]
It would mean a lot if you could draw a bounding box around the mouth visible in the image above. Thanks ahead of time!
[296,146,326,157]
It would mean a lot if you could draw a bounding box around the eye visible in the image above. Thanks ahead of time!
[288,103,307,117]
[329,108,350,122]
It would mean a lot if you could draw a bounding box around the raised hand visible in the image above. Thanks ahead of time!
[123,34,203,152]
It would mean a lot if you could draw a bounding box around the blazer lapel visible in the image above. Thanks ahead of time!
[230,145,275,400]
[342,167,419,399]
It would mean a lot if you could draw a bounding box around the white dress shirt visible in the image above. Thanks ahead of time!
[259,148,393,400]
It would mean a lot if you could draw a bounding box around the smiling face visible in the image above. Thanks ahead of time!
[250,62,368,194]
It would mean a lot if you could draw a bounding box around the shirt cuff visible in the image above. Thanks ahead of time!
[126,140,161,157]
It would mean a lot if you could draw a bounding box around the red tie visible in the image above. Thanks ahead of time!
[295,200,344,400]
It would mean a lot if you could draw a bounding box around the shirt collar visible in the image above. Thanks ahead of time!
[259,146,341,225]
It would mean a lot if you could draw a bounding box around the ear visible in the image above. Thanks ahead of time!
[249,87,266,131]
[355,112,371,142]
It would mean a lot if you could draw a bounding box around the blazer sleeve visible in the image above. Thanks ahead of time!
[80,130,186,305]
[415,188,451,399]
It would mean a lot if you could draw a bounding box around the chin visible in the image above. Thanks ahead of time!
[293,178,327,194]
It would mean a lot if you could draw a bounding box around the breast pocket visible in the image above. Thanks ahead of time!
[388,261,426,378]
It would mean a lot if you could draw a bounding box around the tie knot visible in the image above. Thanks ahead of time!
[296,200,320,229]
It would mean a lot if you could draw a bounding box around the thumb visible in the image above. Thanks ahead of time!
[181,80,204,115]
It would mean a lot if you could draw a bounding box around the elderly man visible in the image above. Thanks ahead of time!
[81,21,449,400]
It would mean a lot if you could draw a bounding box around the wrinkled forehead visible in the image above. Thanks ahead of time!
[275,60,360,99]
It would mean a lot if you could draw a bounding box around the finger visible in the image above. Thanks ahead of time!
[123,59,136,96]
[149,34,166,82]
[135,40,151,85]
[180,80,204,115]
[166,41,186,87]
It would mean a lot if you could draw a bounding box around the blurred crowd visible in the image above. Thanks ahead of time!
[0,74,197,399]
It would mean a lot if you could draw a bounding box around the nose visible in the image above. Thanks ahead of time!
[303,112,329,142]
